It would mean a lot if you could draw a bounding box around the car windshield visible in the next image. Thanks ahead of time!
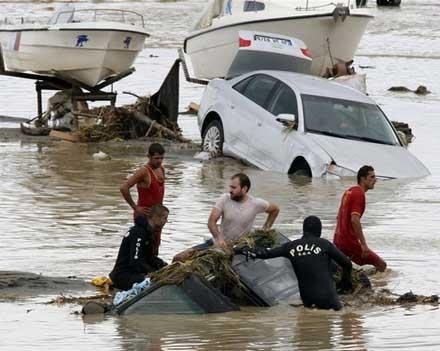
[302,94,399,146]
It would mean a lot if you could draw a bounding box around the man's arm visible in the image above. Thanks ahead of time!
[235,243,289,260]
[262,202,279,231]
[207,207,226,246]
[120,168,150,215]
[351,214,369,256]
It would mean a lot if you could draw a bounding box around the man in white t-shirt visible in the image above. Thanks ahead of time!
[173,173,279,261]
[208,173,279,246]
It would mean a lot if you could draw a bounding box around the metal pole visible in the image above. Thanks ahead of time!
[36,82,42,118]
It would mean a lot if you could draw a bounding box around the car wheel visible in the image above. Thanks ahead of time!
[202,120,224,156]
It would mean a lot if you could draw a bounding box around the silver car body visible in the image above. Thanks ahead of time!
[197,70,430,179]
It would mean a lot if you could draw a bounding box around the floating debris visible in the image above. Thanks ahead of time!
[149,247,240,288]
[45,293,112,306]
[388,85,431,95]
[150,230,278,288]
[342,288,439,308]
[92,150,111,161]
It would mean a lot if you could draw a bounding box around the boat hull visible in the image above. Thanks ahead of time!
[184,14,372,79]
[0,26,148,86]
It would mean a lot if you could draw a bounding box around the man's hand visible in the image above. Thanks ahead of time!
[214,237,228,249]
[261,224,271,232]
[337,279,353,295]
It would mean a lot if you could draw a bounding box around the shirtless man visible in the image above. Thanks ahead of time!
[333,165,387,272]
[120,143,165,254]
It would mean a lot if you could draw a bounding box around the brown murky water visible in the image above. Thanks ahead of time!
[1,1,440,350]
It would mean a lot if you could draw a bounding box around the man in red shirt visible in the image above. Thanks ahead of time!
[333,165,387,272]
[120,143,165,255]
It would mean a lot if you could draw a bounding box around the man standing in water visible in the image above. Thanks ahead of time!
[333,165,387,272]
[173,173,279,261]
[120,143,165,255]
[208,173,279,247]
[236,216,353,310]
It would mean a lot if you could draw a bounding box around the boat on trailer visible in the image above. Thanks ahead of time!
[0,5,149,87]
[183,0,373,79]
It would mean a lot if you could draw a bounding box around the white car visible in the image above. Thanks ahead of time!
[197,70,430,178]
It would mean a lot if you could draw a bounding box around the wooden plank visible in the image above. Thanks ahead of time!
[49,130,80,142]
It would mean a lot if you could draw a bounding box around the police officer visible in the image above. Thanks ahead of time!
[109,205,169,291]
[237,216,352,310]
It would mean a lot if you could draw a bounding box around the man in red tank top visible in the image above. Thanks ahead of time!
[333,165,387,272]
[120,143,165,255]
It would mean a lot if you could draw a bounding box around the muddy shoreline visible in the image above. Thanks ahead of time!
[0,127,200,153]
[0,271,96,302]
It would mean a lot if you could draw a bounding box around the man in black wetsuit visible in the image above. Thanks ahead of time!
[237,216,352,310]
[109,204,169,290]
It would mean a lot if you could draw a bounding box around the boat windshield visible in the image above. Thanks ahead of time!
[220,0,353,16]
[48,8,145,27]
[302,94,400,146]
[192,0,355,30]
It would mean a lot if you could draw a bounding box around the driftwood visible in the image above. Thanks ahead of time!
[133,111,189,142]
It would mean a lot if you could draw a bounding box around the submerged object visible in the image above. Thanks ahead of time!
[184,0,373,79]
[0,5,149,87]
[114,232,299,315]
[114,274,239,315]
[232,232,300,306]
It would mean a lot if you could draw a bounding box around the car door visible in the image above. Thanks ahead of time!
[229,74,279,166]
[223,75,257,157]
[250,82,300,171]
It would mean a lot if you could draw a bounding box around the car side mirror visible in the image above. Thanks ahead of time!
[276,114,298,130]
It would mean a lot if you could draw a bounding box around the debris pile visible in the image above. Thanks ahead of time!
[150,230,278,288]
[75,96,187,143]
[391,121,414,145]
[342,288,439,308]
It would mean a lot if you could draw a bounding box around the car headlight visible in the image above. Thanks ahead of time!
[326,163,356,178]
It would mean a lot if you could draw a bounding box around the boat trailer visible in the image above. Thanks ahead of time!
[0,45,134,120]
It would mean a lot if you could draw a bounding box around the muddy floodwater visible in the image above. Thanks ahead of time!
[1,0,440,350]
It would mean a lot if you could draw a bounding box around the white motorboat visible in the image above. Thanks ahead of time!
[0,5,149,87]
[184,0,373,79]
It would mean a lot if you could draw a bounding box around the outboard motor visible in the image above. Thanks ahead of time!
[332,4,350,22]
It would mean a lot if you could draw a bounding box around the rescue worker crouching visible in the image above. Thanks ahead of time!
[235,216,353,311]
[109,204,169,291]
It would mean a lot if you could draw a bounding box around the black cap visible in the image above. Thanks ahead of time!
[303,216,322,237]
